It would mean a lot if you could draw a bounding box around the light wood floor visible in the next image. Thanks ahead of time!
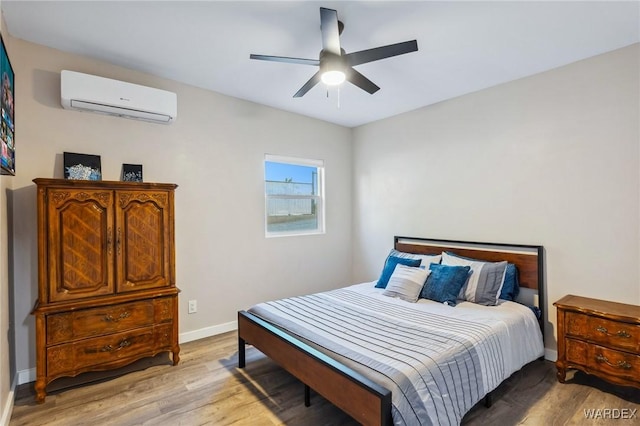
[11,331,640,425]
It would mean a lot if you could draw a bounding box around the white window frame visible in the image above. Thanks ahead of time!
[264,154,325,238]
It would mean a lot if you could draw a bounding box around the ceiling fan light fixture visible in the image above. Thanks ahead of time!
[321,70,346,85]
[319,51,346,86]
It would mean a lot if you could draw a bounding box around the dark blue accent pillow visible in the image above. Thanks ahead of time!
[501,263,520,301]
[375,256,422,289]
[443,251,520,301]
[420,263,471,306]
[528,305,542,320]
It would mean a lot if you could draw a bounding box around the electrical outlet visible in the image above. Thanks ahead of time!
[188,300,197,314]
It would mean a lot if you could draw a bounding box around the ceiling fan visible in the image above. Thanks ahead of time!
[250,7,418,98]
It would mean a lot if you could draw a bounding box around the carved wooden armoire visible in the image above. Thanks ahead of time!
[32,178,180,403]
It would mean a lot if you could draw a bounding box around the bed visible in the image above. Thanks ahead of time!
[238,236,545,425]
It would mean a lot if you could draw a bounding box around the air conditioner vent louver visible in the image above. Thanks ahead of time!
[61,70,177,124]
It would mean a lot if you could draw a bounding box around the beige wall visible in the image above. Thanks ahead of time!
[0,144,11,423]
[0,0,14,422]
[351,44,640,355]
[9,37,353,378]
[0,170,11,426]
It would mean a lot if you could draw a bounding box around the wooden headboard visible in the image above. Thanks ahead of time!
[394,236,543,290]
[394,236,545,332]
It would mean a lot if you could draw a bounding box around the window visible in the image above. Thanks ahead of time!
[264,155,324,237]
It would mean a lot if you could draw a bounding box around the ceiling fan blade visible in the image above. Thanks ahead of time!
[346,40,418,67]
[346,68,380,94]
[250,54,320,66]
[320,7,341,55]
[294,71,322,98]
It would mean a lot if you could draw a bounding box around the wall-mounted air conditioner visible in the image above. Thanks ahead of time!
[60,70,177,124]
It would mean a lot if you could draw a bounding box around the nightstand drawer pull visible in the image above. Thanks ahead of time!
[595,325,631,338]
[595,354,632,370]
[104,311,131,322]
[100,339,132,352]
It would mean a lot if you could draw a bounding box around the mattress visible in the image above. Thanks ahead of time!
[248,282,544,426]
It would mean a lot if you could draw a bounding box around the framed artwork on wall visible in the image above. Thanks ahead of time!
[0,33,15,176]
[122,164,143,182]
[64,152,102,180]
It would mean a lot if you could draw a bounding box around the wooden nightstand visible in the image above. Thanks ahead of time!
[554,295,640,389]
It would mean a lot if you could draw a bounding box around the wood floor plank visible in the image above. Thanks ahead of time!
[11,331,640,425]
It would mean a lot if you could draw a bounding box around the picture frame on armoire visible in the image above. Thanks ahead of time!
[122,164,143,182]
[0,32,15,176]
[63,152,102,180]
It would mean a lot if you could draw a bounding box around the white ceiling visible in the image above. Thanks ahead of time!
[2,1,639,128]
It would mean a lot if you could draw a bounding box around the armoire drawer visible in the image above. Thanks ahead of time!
[47,300,155,345]
[46,324,173,377]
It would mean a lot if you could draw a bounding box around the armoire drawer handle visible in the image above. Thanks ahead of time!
[107,227,113,255]
[104,311,131,322]
[595,354,632,370]
[100,339,131,352]
[595,326,631,339]
[117,227,122,255]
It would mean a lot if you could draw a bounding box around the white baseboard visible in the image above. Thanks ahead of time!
[179,320,237,344]
[545,348,557,362]
[0,374,16,426]
[16,368,35,386]
[15,321,239,386]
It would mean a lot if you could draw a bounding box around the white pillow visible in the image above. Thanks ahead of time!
[383,265,430,303]
[388,249,441,267]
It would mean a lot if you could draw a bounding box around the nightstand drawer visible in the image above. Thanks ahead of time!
[566,338,639,382]
[565,311,639,352]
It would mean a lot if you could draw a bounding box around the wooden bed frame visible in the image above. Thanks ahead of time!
[238,236,544,425]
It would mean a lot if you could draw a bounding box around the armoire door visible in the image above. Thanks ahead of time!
[115,190,173,293]
[47,189,115,302]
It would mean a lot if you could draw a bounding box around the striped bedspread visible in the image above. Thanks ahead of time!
[248,282,544,426]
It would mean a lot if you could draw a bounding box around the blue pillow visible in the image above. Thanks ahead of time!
[375,256,422,288]
[419,263,471,306]
[528,305,542,320]
[443,251,520,301]
[501,263,520,301]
